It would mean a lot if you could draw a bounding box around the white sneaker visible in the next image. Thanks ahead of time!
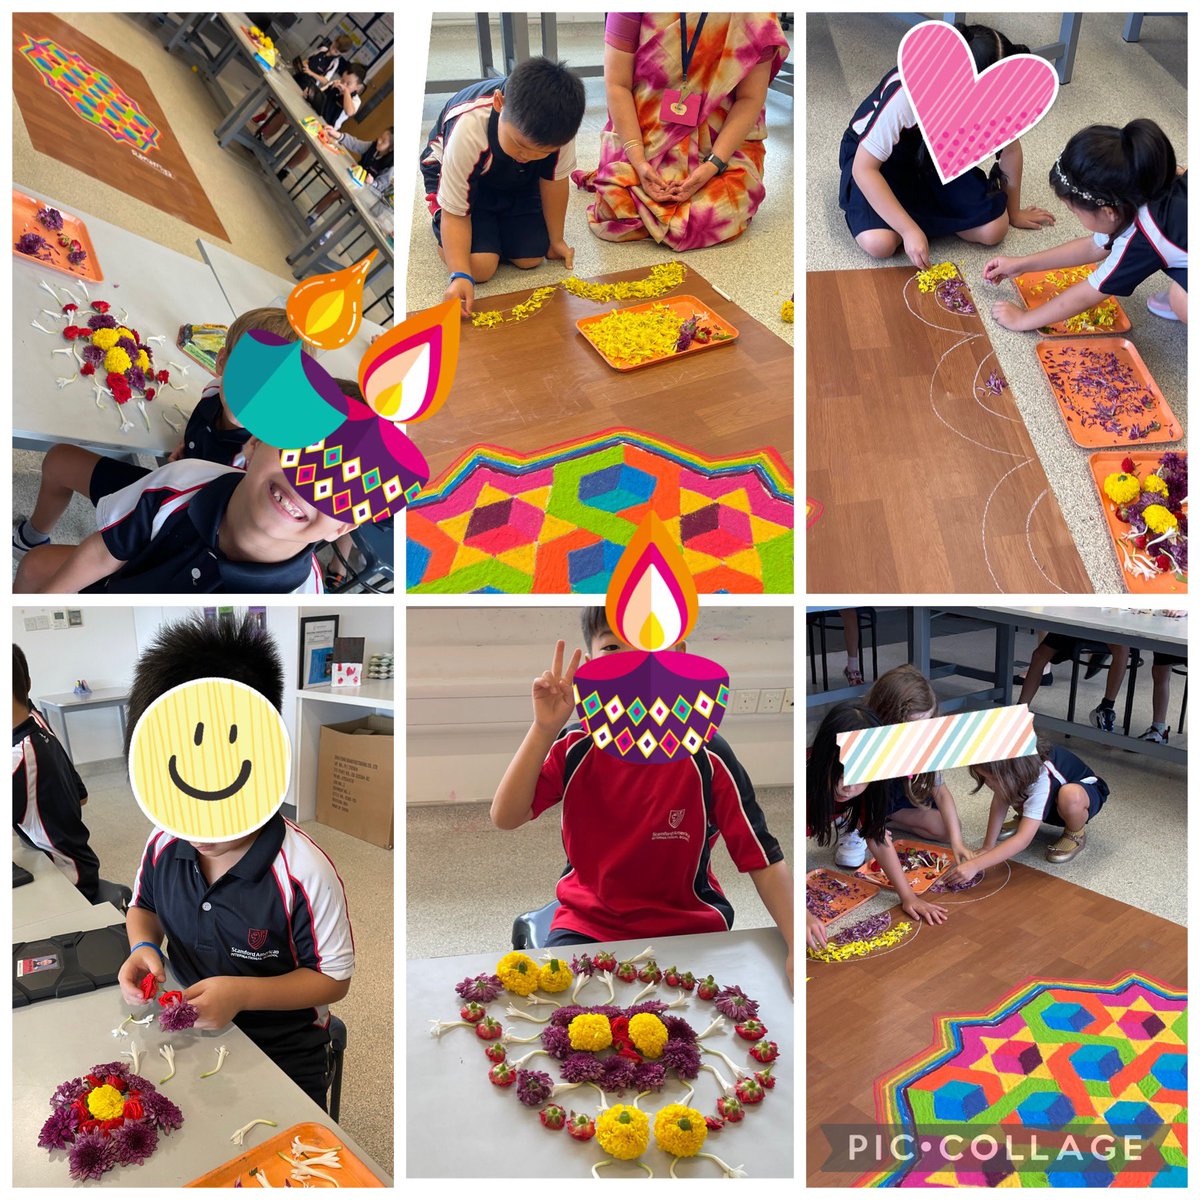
[1147,290,1181,321]
[835,827,868,868]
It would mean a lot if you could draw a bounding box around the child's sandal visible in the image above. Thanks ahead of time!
[1046,829,1086,863]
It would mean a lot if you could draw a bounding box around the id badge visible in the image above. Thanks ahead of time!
[660,88,701,127]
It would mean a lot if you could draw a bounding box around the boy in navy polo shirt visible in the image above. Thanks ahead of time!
[116,614,354,1107]
[14,307,299,562]
[12,644,102,902]
[492,608,795,987]
[421,56,587,316]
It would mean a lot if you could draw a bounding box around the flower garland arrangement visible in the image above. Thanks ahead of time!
[430,945,782,1177]
[807,921,915,963]
[38,1060,184,1181]
[916,262,976,315]
[470,262,687,329]
[1025,266,1121,334]
[1101,453,1187,582]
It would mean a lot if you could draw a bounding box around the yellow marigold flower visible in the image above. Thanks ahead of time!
[628,1011,668,1059]
[916,262,959,292]
[136,350,150,371]
[470,309,505,329]
[91,328,120,351]
[781,299,794,323]
[86,1084,125,1120]
[104,347,132,375]
[807,922,914,962]
[562,261,685,303]
[1142,474,1169,497]
[539,958,573,993]
[653,1103,707,1157]
[1103,472,1141,506]
[568,1012,613,1051]
[1143,504,1178,536]
[585,303,683,365]
[596,1104,650,1160]
[496,950,540,996]
[114,326,134,342]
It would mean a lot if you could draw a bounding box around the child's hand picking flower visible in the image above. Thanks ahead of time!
[991,300,1035,331]
[184,976,243,1030]
[942,861,983,888]
[547,240,575,271]
[902,895,948,925]
[982,256,1022,284]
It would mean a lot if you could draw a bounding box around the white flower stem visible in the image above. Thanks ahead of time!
[696,1015,727,1041]
[593,1158,652,1179]
[509,1048,549,1068]
[698,1062,731,1094]
[602,972,615,1004]
[500,1030,542,1046]
[663,989,688,1010]
[550,1080,584,1099]
[697,1152,746,1178]
[630,945,655,964]
[588,1081,609,1109]
[201,1045,229,1078]
[630,980,656,1004]
[120,1043,142,1074]
[158,1043,176,1084]
[231,1118,278,1145]
[505,1004,549,1024]
[702,1045,750,1079]
[631,1089,652,1111]
[428,1018,473,1038]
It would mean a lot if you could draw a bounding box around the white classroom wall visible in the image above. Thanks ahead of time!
[407,606,794,804]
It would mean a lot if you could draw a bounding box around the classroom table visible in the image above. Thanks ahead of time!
[13,915,392,1186]
[12,835,95,933]
[36,687,130,762]
[407,927,793,1178]
[196,238,385,383]
[13,186,233,458]
[418,265,794,481]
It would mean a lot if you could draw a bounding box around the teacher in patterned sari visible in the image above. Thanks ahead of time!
[573,12,789,251]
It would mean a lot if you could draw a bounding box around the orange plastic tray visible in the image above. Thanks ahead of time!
[1035,338,1182,448]
[1088,450,1187,594]
[185,1122,385,1187]
[855,839,954,895]
[806,867,878,921]
[12,190,103,282]
[1013,266,1130,336]
[576,295,738,371]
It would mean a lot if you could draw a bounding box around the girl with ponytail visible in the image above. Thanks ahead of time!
[986,118,1186,327]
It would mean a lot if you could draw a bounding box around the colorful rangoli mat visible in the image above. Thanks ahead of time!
[861,972,1187,1188]
[406,429,793,593]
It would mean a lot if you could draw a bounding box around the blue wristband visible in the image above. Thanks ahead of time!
[449,271,475,285]
[131,940,165,961]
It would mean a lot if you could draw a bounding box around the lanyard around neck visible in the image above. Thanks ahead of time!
[679,13,708,86]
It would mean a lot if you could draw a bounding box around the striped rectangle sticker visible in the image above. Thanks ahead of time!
[836,705,1037,784]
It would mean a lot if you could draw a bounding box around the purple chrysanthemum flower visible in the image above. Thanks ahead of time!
[588,1004,623,1020]
[127,366,146,390]
[663,1015,698,1043]
[68,248,88,266]
[38,207,65,232]
[626,1000,668,1017]
[515,1068,554,1107]
[116,336,138,357]
[560,1051,605,1083]
[570,953,596,977]
[600,1056,638,1093]
[111,1119,159,1166]
[143,1092,184,1133]
[68,1129,117,1181]
[94,1061,130,1078]
[16,232,52,258]
[38,1106,78,1150]
[159,999,198,1032]
[49,1077,85,1109]
[87,314,116,330]
[661,1038,702,1079]
[540,1024,573,1059]
[548,1004,586,1028]
[714,986,759,1021]
[634,1061,667,1092]
[454,973,503,1003]
[81,346,105,367]
[125,1074,154,1094]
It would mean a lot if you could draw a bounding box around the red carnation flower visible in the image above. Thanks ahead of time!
[1121,456,1136,473]
[139,972,159,1002]
[488,1061,517,1088]
[717,1096,744,1123]
[749,1039,779,1064]
[91,300,111,314]
[156,369,170,384]
[735,1076,766,1105]
[80,362,96,377]
[705,1113,725,1131]
[1155,554,1171,570]
[459,1001,487,1022]
[144,386,156,400]
[735,1018,768,1041]
[475,1016,503,1041]
[62,325,83,340]
[566,1112,596,1141]
[539,1103,566,1131]
[62,302,78,313]
[484,1043,507,1064]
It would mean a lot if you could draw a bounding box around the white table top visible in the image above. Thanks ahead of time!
[13,836,95,932]
[13,955,392,1186]
[13,186,235,457]
[407,928,793,1178]
[37,687,130,709]
[297,680,395,711]
[197,238,385,382]
[960,606,1188,652]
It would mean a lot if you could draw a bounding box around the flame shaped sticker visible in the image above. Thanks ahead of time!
[359,300,460,424]
[607,512,698,652]
[286,252,377,350]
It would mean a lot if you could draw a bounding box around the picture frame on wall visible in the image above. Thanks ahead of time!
[299,614,340,688]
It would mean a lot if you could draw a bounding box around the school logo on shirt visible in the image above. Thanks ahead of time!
[668,809,686,829]
[652,809,690,843]
[247,928,268,950]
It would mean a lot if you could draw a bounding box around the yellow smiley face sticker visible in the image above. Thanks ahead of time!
[129,679,291,842]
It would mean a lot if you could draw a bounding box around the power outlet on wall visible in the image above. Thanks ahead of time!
[732,688,760,715]
[759,688,785,714]
[783,688,795,712]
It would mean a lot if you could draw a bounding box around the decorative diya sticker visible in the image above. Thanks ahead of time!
[573,512,729,763]
[836,704,1036,786]
[221,254,460,526]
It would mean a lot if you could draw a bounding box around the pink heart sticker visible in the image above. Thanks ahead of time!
[898,21,1059,185]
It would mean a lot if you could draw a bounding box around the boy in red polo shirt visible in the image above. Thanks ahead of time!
[492,608,794,987]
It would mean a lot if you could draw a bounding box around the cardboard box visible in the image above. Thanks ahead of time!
[316,715,394,849]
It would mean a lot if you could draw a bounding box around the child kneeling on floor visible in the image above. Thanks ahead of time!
[492,607,794,987]
[116,613,354,1107]
[943,744,1108,884]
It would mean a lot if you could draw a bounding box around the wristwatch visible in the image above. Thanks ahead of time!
[703,152,728,176]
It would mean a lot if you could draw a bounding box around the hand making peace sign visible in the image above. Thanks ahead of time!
[532,639,583,734]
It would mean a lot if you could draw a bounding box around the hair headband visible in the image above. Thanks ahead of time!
[1052,156,1115,208]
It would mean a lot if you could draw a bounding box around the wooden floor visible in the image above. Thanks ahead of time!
[420,265,794,481]
[806,860,1186,1185]
[13,13,226,239]
[806,267,1092,593]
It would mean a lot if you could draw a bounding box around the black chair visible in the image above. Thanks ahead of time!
[326,1014,347,1122]
[806,608,878,692]
[512,899,559,950]
[1171,663,1187,734]
[1063,643,1143,735]
[95,880,132,913]
[325,519,394,593]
